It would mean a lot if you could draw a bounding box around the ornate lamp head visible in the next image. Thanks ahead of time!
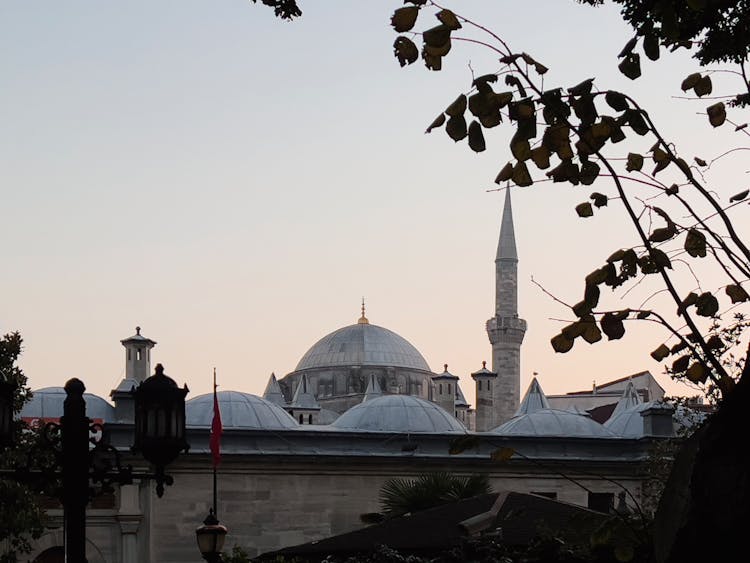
[132,363,189,496]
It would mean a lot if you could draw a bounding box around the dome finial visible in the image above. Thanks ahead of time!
[358,297,369,324]
[136,326,141,335]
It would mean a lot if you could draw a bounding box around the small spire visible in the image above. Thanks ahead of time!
[482,361,486,368]
[444,363,449,372]
[358,297,369,324]
[497,187,518,262]
[136,326,141,335]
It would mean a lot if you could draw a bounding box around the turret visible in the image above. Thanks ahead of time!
[471,361,497,431]
[486,189,527,428]
[431,364,458,415]
[287,373,320,425]
[110,327,156,423]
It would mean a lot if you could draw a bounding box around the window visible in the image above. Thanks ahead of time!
[488,380,492,391]
[298,414,303,424]
[588,492,614,513]
[308,414,312,424]
[477,380,482,391]
[439,383,443,394]
[137,349,142,361]
[448,384,452,394]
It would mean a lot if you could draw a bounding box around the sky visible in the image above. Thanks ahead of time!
[2,0,745,406]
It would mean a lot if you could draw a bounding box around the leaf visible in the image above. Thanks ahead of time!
[580,162,601,186]
[626,109,649,135]
[510,136,531,161]
[706,335,723,350]
[576,202,593,218]
[637,310,652,319]
[568,78,594,96]
[726,284,750,303]
[681,73,701,91]
[684,228,707,257]
[490,447,515,462]
[393,36,419,67]
[601,312,626,340]
[643,32,660,61]
[551,333,574,353]
[391,6,420,32]
[584,282,601,310]
[425,113,446,134]
[445,94,467,117]
[695,292,719,317]
[521,52,536,65]
[678,292,699,315]
[665,184,679,196]
[580,319,603,344]
[436,9,461,30]
[445,114,467,141]
[672,355,690,373]
[694,157,707,167]
[707,102,726,127]
[626,153,644,172]
[534,62,548,75]
[651,248,672,269]
[618,53,641,80]
[448,435,481,455]
[649,227,676,243]
[686,362,709,383]
[511,161,533,187]
[590,192,608,207]
[494,162,513,183]
[651,344,670,361]
[729,189,749,202]
[467,121,486,152]
[422,24,451,48]
[605,91,629,112]
[530,146,551,170]
[422,51,442,71]
[693,75,712,97]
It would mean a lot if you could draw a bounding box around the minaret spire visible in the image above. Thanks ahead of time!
[496,187,518,263]
[482,188,527,430]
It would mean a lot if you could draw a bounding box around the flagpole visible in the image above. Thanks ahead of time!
[212,367,218,518]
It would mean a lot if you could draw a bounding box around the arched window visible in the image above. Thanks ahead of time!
[488,380,492,391]
[448,384,452,394]
[298,414,303,424]
[308,414,312,424]
[439,383,443,394]
[137,349,142,361]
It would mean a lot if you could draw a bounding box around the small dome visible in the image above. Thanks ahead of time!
[491,409,615,438]
[21,387,115,422]
[295,323,431,372]
[604,401,662,438]
[317,408,341,425]
[331,395,467,433]
[186,391,298,430]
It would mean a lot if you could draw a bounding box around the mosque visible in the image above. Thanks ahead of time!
[18,191,684,562]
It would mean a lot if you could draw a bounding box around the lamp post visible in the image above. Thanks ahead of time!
[196,509,228,562]
[1,364,189,563]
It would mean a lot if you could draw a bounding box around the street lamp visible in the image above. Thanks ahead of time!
[132,363,190,497]
[1,364,189,563]
[196,509,228,562]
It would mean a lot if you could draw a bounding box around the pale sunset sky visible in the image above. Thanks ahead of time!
[3,1,744,405]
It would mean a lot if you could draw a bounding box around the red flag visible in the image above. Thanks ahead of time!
[209,369,222,467]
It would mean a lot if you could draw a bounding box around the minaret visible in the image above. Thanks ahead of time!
[486,189,527,428]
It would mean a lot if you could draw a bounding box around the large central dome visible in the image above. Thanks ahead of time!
[295,322,431,372]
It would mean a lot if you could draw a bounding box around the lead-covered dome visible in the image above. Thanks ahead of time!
[490,378,615,438]
[187,391,298,430]
[331,395,466,433]
[491,409,616,438]
[295,322,431,372]
[21,387,115,422]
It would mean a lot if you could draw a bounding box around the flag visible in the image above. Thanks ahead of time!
[210,368,222,467]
